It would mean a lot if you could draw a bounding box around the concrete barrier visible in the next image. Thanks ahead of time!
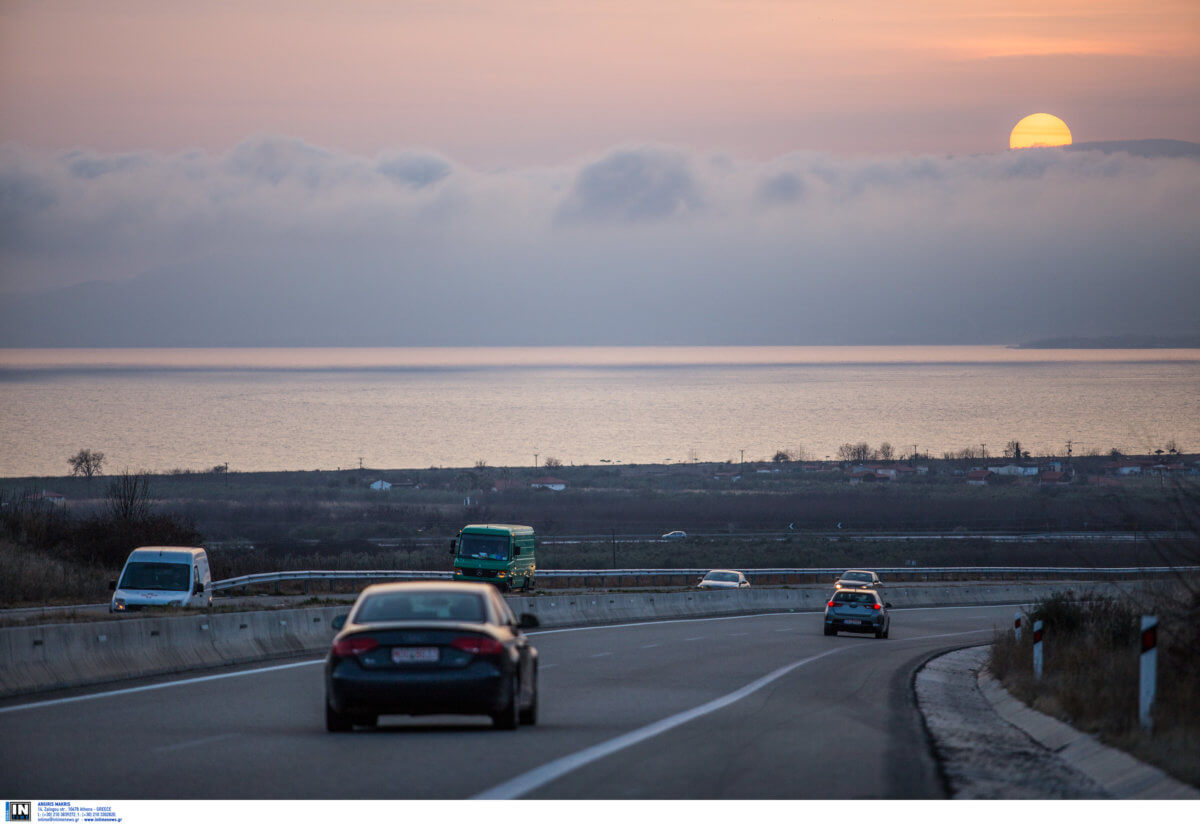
[0,581,1143,699]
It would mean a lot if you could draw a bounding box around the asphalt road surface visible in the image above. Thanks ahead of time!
[1,604,1016,799]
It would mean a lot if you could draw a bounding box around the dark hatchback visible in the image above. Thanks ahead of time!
[324,582,539,731]
[824,588,892,638]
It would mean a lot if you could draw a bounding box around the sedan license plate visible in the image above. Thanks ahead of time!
[392,647,439,663]
[844,619,862,625]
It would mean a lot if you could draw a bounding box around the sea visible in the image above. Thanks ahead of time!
[1,346,1198,477]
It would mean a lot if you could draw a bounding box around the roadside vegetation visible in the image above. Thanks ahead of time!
[989,586,1200,788]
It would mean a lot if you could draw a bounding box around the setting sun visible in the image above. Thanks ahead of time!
[1009,113,1073,149]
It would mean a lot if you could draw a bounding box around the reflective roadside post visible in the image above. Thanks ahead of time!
[1013,612,1022,642]
[1140,615,1157,733]
[1033,619,1044,680]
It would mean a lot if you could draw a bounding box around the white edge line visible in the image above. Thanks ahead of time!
[0,604,1023,715]
[473,627,994,800]
[0,660,322,715]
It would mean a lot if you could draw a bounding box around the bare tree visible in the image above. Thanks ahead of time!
[68,448,105,480]
[877,442,895,461]
[105,470,153,522]
[542,456,563,468]
[837,442,872,462]
[772,450,791,463]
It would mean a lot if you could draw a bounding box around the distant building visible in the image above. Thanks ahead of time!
[712,471,741,481]
[966,470,993,486]
[1039,471,1068,484]
[988,463,1039,477]
[32,490,66,506]
[530,477,567,491]
[368,479,392,491]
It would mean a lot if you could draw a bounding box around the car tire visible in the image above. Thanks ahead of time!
[492,675,520,730]
[356,714,378,728]
[519,670,538,726]
[823,625,835,636]
[874,627,885,639]
[325,701,353,733]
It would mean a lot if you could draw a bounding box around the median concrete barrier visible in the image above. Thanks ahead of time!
[0,580,1147,698]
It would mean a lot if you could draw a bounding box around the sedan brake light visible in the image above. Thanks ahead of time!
[872,603,882,610]
[332,635,379,656]
[451,636,504,655]
[827,600,836,608]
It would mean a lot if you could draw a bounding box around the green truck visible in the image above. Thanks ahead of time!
[450,524,536,592]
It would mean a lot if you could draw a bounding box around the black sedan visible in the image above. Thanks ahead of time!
[325,581,540,731]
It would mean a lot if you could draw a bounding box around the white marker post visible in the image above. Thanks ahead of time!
[1032,619,1044,680]
[1139,615,1157,733]
[1013,612,1022,642]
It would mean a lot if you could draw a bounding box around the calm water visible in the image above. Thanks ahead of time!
[1,347,1198,476]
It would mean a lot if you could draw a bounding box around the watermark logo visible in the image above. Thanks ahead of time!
[5,802,31,822]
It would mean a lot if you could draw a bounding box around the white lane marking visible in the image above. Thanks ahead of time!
[640,643,661,649]
[540,664,557,670]
[155,732,240,753]
[474,627,994,800]
[774,628,793,633]
[684,636,705,642]
[727,632,749,637]
[0,660,322,715]
[590,652,612,658]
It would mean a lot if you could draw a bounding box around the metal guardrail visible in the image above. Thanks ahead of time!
[209,565,1200,593]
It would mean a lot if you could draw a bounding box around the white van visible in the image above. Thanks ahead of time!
[109,546,212,612]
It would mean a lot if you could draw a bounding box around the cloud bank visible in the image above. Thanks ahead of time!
[1,137,1198,346]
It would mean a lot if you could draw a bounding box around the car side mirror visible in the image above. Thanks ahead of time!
[108,580,117,591]
[331,614,347,631]
[518,613,540,629]
[885,602,893,609]
[513,547,521,556]
[449,539,457,555]
[194,582,205,594]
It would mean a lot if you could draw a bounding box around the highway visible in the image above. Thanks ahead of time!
[0,604,1015,799]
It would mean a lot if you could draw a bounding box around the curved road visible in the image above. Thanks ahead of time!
[0,604,1015,799]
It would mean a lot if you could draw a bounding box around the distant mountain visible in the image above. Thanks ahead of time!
[1016,335,1200,349]
[1065,139,1200,159]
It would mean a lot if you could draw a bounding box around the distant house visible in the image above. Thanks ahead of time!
[712,471,741,482]
[492,479,525,492]
[368,479,392,491]
[848,470,878,485]
[966,470,993,486]
[988,464,1039,477]
[32,490,66,506]
[530,477,567,491]
[1039,471,1068,484]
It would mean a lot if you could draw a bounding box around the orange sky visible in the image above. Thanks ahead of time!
[1,0,1198,161]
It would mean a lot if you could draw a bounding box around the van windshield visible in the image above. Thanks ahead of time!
[119,561,191,591]
[457,535,510,561]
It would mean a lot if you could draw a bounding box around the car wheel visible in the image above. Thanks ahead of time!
[325,700,353,733]
[492,675,520,730]
[519,670,538,726]
[874,627,885,639]
[823,625,835,636]
[356,714,378,728]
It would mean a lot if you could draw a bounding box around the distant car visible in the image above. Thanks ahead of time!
[824,588,891,638]
[662,530,687,540]
[324,582,540,731]
[697,569,750,590]
[834,569,883,590]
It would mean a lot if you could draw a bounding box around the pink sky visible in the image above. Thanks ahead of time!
[2,0,1199,162]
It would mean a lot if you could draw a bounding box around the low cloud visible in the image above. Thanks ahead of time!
[0,136,1197,345]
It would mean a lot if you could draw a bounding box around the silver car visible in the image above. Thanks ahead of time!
[834,569,883,590]
[697,569,750,590]
[824,588,891,638]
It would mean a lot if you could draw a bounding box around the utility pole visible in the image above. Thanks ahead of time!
[612,529,617,569]
[740,448,745,477]
[534,453,539,469]
[358,457,363,471]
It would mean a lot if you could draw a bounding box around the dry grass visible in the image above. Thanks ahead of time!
[0,540,110,607]
[989,586,1200,789]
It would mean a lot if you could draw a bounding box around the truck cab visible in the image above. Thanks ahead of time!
[451,524,536,592]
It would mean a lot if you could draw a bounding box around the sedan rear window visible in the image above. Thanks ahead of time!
[843,572,873,582]
[356,592,486,623]
[833,592,878,605]
[705,572,739,583]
